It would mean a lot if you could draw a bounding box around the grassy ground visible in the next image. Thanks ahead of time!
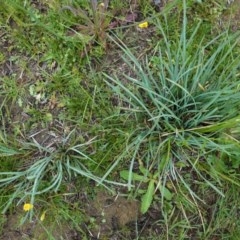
[0,0,240,239]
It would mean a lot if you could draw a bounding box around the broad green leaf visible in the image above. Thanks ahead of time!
[120,170,148,182]
[141,179,155,214]
[139,165,151,177]
[159,185,173,201]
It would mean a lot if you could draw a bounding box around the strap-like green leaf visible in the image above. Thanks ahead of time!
[141,179,155,214]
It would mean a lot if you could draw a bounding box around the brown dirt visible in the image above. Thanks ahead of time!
[220,0,240,31]
[1,207,80,240]
[84,191,140,239]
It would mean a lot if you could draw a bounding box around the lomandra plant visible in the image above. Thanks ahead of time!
[103,1,240,215]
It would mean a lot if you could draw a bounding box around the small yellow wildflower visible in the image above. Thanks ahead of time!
[40,210,47,221]
[99,2,105,7]
[23,203,33,211]
[138,21,149,29]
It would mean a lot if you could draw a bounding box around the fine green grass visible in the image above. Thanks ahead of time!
[0,0,240,239]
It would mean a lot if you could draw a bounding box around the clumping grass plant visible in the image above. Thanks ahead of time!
[103,0,240,219]
[0,130,127,217]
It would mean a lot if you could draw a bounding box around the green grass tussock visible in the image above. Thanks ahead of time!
[103,1,240,218]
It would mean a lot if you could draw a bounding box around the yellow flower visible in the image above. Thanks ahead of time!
[138,21,149,29]
[23,203,33,211]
